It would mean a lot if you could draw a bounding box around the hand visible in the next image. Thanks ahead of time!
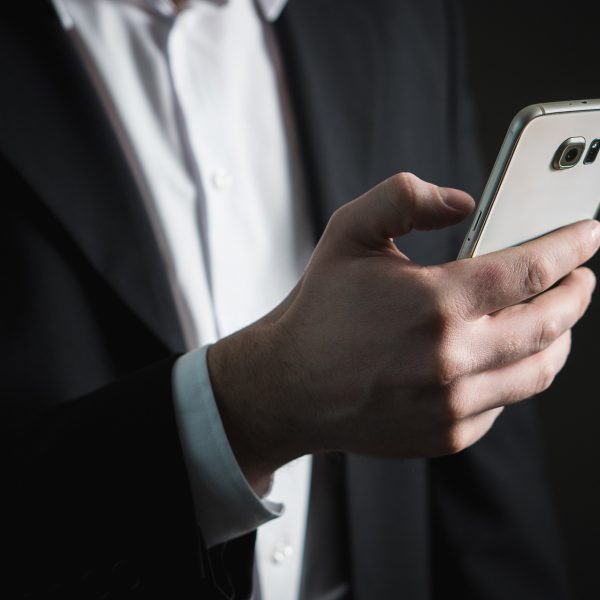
[208,173,600,492]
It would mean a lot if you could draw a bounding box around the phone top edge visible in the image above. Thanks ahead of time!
[540,98,600,114]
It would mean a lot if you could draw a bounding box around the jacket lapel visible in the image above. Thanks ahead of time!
[0,3,185,352]
[275,0,382,234]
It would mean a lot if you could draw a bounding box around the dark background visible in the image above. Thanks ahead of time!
[464,4,599,598]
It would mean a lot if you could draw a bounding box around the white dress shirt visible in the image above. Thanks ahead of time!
[51,1,315,599]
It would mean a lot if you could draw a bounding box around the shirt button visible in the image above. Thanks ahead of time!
[210,167,233,190]
[270,543,294,565]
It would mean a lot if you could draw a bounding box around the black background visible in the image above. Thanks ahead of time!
[464,4,600,597]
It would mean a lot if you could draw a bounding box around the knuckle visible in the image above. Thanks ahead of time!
[535,360,556,394]
[536,317,561,352]
[414,266,477,386]
[416,266,444,297]
[469,261,511,313]
[386,172,418,217]
[569,228,592,264]
[442,381,470,421]
[524,253,553,296]
[328,204,348,229]
[442,423,469,455]
[576,277,594,315]
[390,171,418,198]
[418,269,458,334]
[418,268,468,384]
[430,299,454,337]
[324,204,352,240]
[438,405,505,456]
[433,348,464,385]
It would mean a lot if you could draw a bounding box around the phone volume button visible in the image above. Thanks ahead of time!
[473,210,483,231]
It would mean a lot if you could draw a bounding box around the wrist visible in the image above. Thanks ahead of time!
[206,323,309,494]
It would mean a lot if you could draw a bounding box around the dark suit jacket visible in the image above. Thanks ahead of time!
[2,1,570,598]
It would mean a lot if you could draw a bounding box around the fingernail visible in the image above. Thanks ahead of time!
[441,188,470,211]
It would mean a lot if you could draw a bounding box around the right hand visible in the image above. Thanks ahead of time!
[208,173,599,490]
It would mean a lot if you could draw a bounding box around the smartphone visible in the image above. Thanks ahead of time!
[458,99,600,259]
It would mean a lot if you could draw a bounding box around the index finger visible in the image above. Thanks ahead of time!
[444,218,600,318]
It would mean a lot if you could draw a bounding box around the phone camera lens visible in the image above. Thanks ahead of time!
[565,148,579,162]
[553,137,586,170]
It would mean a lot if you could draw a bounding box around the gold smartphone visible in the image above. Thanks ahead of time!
[458,99,600,259]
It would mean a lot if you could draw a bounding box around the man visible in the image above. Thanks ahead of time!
[3,0,595,598]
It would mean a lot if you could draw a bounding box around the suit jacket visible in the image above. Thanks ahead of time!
[2,1,570,599]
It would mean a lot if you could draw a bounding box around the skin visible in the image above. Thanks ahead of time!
[207,173,600,495]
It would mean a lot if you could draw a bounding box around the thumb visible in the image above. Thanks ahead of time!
[336,172,475,249]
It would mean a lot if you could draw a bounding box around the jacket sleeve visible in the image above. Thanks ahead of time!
[6,356,256,600]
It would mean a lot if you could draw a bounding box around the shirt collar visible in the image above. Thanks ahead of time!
[128,0,289,21]
[52,0,289,26]
[255,0,287,22]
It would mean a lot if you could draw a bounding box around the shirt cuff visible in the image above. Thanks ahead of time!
[172,345,283,548]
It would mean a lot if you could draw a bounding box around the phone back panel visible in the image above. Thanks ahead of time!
[471,108,600,257]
